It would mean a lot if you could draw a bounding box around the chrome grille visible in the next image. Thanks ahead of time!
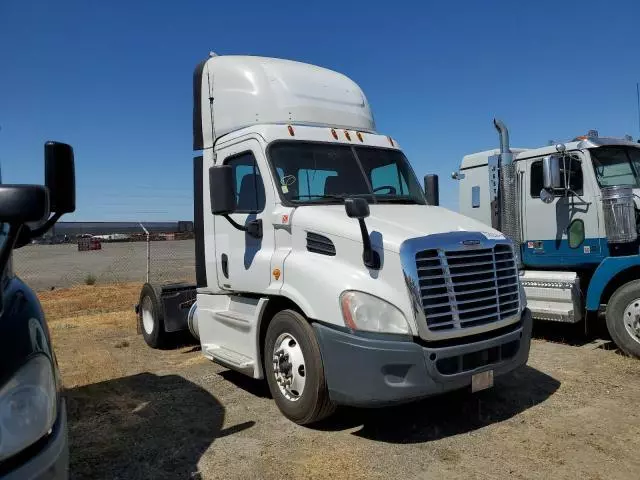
[417,244,519,331]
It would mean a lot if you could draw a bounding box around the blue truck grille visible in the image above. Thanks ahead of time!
[416,244,519,331]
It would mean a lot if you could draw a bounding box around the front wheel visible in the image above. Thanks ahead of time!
[263,310,335,425]
[605,280,640,359]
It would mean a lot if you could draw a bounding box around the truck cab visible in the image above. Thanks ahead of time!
[457,120,640,358]
[139,55,532,424]
[0,142,76,479]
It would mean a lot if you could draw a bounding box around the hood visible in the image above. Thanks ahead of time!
[291,204,504,252]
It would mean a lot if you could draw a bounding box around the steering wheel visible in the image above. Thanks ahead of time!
[372,185,397,194]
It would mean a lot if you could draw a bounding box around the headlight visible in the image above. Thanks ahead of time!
[340,291,411,334]
[0,355,57,462]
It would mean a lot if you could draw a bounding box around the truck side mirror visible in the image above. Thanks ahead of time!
[542,155,563,191]
[344,197,369,219]
[209,165,237,215]
[45,141,76,214]
[424,174,439,206]
[541,155,564,203]
[0,185,49,224]
[344,197,379,269]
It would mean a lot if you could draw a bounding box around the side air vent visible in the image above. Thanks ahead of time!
[306,232,336,256]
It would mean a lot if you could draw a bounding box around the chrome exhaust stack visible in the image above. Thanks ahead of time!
[493,118,522,267]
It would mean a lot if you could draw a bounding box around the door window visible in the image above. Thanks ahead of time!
[530,155,583,197]
[225,152,265,213]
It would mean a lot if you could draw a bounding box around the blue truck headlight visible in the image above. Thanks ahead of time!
[0,355,57,462]
[340,290,411,334]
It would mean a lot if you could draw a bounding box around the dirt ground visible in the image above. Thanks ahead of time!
[40,284,640,480]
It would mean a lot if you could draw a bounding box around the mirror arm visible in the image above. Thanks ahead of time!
[30,212,63,237]
[13,212,63,249]
[357,218,380,269]
[222,214,262,239]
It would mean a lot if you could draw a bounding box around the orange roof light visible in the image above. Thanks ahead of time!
[356,131,364,142]
[287,125,295,136]
[331,128,338,140]
[344,130,351,141]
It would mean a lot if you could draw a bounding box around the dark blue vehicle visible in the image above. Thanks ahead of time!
[0,142,76,480]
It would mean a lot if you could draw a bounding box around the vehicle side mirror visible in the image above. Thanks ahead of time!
[209,165,236,215]
[542,155,563,191]
[344,197,369,219]
[424,174,439,206]
[45,141,76,214]
[0,185,49,224]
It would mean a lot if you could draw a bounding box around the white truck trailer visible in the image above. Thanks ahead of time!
[137,54,532,424]
[454,120,640,358]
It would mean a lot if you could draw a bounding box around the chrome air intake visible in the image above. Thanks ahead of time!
[601,186,637,244]
[493,119,522,268]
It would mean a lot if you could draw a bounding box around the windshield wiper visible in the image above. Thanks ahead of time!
[289,194,375,203]
[374,196,421,204]
[289,194,348,202]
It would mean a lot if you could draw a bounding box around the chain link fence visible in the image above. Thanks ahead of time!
[13,223,196,291]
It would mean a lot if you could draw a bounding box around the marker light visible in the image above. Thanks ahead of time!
[287,125,295,137]
[356,132,364,142]
[331,129,338,140]
[344,130,351,141]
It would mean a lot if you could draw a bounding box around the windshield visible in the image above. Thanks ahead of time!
[590,146,640,188]
[268,142,426,205]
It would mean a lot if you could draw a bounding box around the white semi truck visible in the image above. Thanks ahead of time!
[137,54,532,424]
[455,120,640,358]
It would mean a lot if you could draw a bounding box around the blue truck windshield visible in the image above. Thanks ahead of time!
[591,146,640,188]
[268,142,426,205]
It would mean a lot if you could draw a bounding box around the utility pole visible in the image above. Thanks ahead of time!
[140,222,150,283]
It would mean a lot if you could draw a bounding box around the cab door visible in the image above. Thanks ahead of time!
[522,152,605,267]
[213,138,275,293]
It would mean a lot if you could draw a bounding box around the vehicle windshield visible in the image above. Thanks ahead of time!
[590,146,640,188]
[268,142,426,205]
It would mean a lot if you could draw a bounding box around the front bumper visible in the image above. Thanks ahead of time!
[314,309,532,407]
[1,400,69,480]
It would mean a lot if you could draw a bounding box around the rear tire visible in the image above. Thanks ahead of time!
[605,280,640,359]
[263,310,335,425]
[138,283,169,349]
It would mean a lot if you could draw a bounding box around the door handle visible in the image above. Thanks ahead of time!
[221,254,229,278]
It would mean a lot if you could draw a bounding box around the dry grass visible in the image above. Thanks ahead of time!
[40,282,141,321]
[41,283,146,387]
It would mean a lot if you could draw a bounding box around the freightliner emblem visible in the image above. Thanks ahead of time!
[461,239,481,246]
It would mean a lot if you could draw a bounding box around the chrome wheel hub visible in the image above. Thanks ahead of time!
[272,333,306,401]
[141,296,154,335]
[622,298,640,345]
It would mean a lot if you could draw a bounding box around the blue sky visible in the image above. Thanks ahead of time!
[1,0,639,221]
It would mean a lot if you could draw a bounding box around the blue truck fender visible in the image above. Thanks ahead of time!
[586,255,640,310]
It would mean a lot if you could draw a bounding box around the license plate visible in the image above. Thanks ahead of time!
[472,370,494,392]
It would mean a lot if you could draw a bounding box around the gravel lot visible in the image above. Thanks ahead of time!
[14,240,196,290]
[40,284,640,480]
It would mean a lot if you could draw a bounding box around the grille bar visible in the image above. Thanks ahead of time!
[416,244,520,332]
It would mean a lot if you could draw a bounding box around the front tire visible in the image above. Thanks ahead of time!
[138,283,169,349]
[263,310,335,425]
[605,280,640,359]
